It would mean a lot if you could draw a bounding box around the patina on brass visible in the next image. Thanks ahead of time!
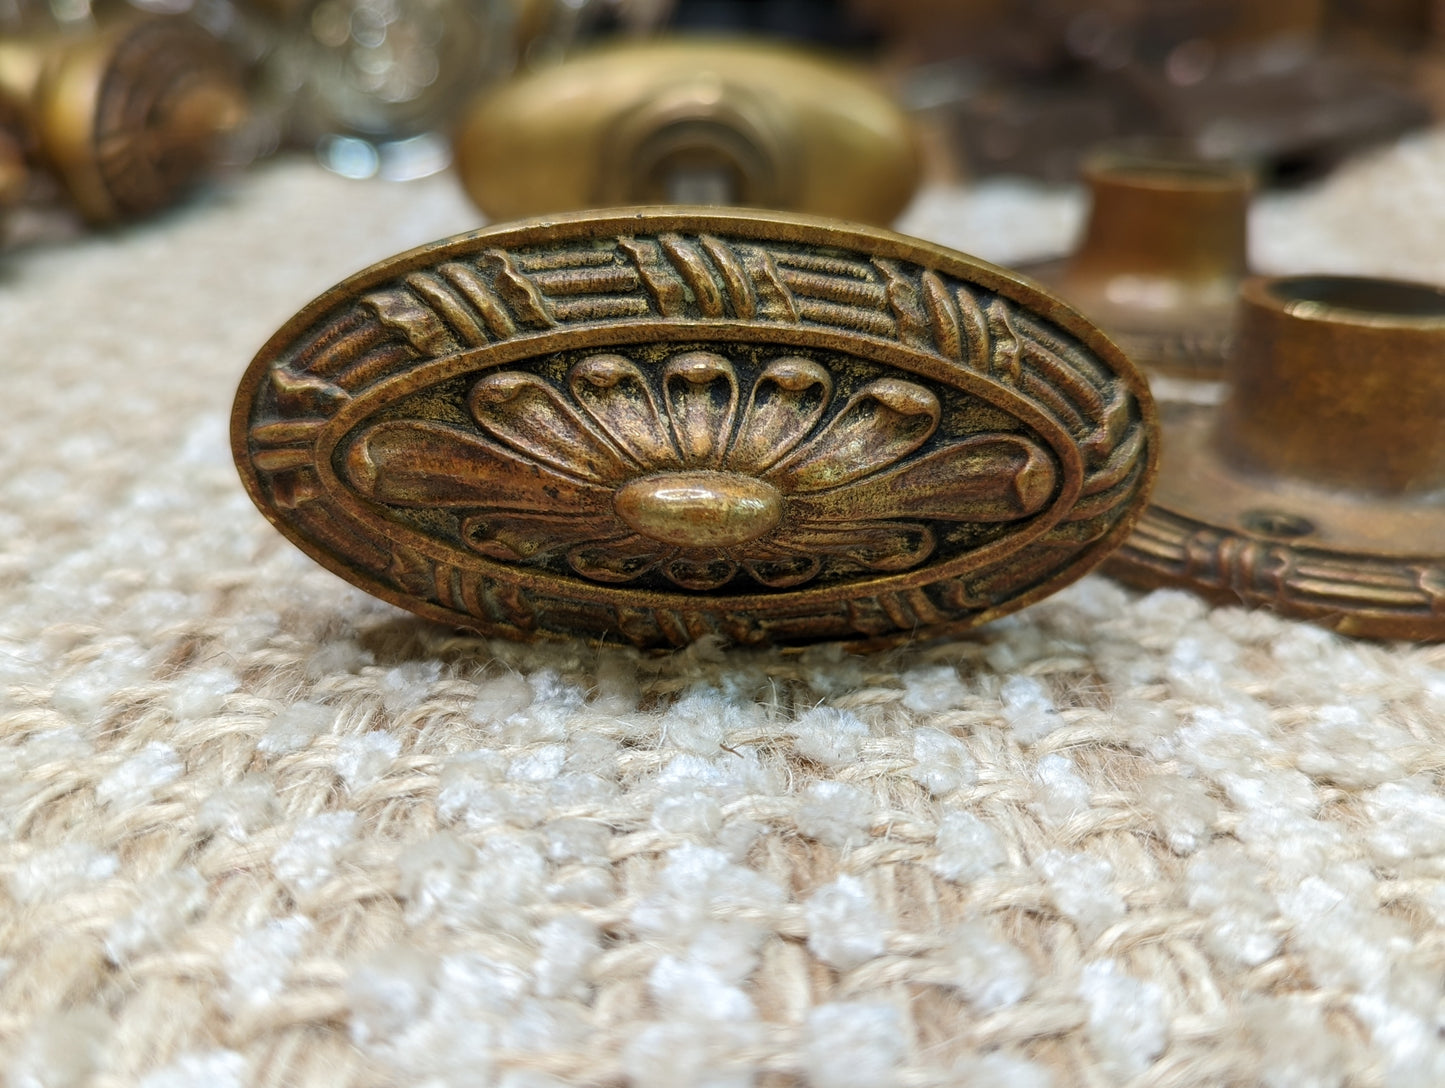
[233,207,1159,649]
[0,120,27,213]
[1109,274,1445,640]
[0,16,246,223]
[453,40,919,225]
[1028,149,1254,378]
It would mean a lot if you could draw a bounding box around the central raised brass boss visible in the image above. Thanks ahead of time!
[233,209,1158,648]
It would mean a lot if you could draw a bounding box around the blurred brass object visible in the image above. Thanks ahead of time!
[509,0,558,53]
[882,0,1425,183]
[1109,275,1445,640]
[857,0,1326,62]
[454,40,919,224]
[287,0,512,146]
[1029,150,1254,378]
[233,207,1158,649]
[0,16,247,223]
[0,122,27,212]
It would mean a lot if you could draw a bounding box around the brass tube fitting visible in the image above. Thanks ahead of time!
[1029,148,1255,378]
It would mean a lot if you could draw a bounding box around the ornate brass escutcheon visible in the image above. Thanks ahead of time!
[233,208,1158,648]
[0,15,246,223]
[453,40,919,226]
[1109,274,1445,640]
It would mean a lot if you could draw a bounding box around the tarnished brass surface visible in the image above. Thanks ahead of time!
[454,41,919,225]
[0,121,27,211]
[1109,274,1445,640]
[0,17,246,223]
[233,208,1158,648]
[1028,150,1254,378]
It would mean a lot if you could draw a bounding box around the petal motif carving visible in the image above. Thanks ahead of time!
[741,550,822,589]
[727,357,833,475]
[665,556,739,591]
[773,521,937,572]
[461,511,602,561]
[470,371,635,483]
[766,379,941,493]
[790,435,1058,524]
[663,352,739,468]
[569,355,680,470]
[343,420,612,514]
[344,360,1061,592]
[568,536,667,582]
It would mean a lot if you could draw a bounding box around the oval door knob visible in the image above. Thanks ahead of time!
[0,16,247,223]
[233,208,1159,649]
[453,39,920,225]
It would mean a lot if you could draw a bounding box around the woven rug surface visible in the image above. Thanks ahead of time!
[3,138,1445,1088]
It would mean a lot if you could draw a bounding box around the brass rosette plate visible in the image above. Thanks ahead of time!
[1109,275,1445,641]
[232,209,1159,648]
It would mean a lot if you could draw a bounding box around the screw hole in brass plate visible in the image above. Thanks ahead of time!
[1240,509,1316,539]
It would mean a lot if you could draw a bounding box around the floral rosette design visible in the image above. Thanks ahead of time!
[343,351,1060,591]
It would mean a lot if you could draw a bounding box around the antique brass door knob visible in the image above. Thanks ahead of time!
[1028,150,1254,378]
[453,40,920,225]
[1109,274,1445,640]
[233,208,1158,648]
[0,16,246,223]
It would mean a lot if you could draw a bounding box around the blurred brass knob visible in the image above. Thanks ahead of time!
[0,120,27,212]
[454,39,920,225]
[0,16,247,223]
[1110,274,1445,640]
[233,208,1157,648]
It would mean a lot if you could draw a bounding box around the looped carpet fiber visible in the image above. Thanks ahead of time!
[3,140,1445,1088]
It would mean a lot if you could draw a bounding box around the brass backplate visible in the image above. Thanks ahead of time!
[232,208,1158,649]
[1109,274,1445,641]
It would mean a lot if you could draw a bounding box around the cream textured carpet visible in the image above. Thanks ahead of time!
[4,138,1445,1088]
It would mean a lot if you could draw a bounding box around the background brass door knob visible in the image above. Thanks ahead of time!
[0,16,247,224]
[1027,149,1255,379]
[453,40,920,225]
[1109,274,1445,640]
[233,208,1158,649]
